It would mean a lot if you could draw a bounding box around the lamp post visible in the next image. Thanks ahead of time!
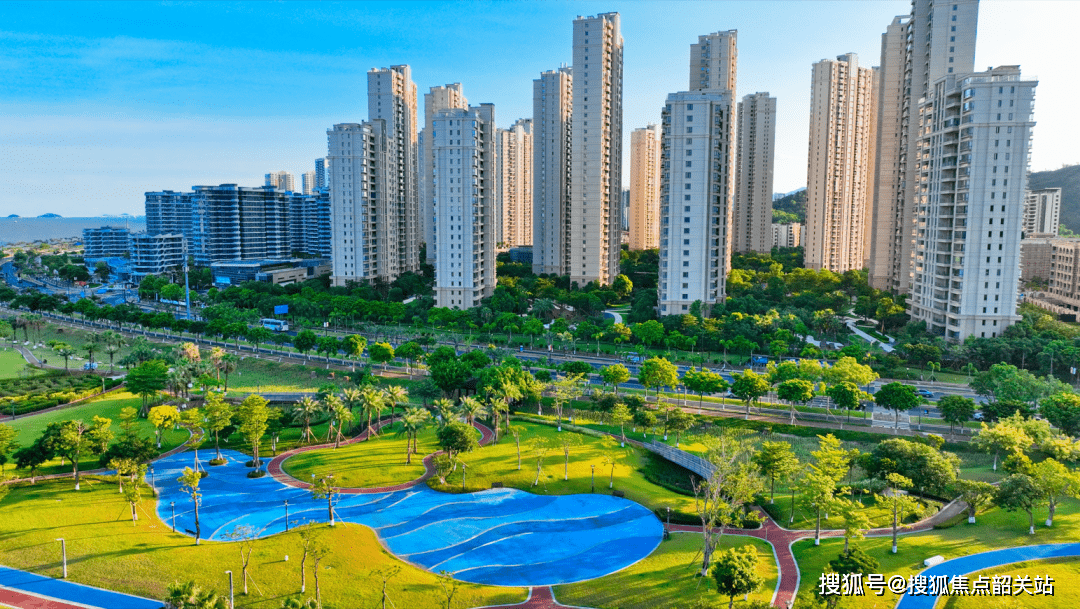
[56,538,67,578]
[225,570,234,609]
[590,464,595,493]
[150,466,156,493]
[284,500,290,532]
[170,502,176,533]
[461,463,467,491]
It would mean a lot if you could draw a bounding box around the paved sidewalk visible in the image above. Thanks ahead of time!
[0,565,160,609]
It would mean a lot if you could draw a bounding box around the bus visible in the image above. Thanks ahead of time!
[261,318,289,332]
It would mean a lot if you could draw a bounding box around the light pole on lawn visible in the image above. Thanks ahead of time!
[225,570,234,609]
[56,538,67,578]
[170,502,176,533]
[285,499,290,532]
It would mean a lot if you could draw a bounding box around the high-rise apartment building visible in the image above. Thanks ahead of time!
[804,53,878,273]
[689,30,737,93]
[82,227,131,259]
[302,171,317,195]
[496,118,533,248]
[1024,188,1061,236]
[422,84,468,260]
[908,66,1038,340]
[733,92,777,253]
[328,121,389,285]
[315,158,327,190]
[568,13,623,286]
[532,66,573,275]
[869,0,980,291]
[628,124,661,250]
[657,90,735,315]
[772,223,802,249]
[130,233,186,279]
[265,171,296,192]
[289,190,332,258]
[145,190,193,237]
[432,104,497,309]
[188,184,296,265]
[368,65,421,275]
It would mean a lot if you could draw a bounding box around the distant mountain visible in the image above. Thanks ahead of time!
[1029,165,1080,233]
[6,215,18,218]
[37,213,62,218]
[773,189,807,223]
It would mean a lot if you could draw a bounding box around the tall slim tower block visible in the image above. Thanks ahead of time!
[423,84,468,261]
[689,30,737,93]
[869,0,980,291]
[569,13,623,286]
[301,171,316,195]
[1024,188,1061,236]
[368,65,421,275]
[804,53,878,273]
[733,92,777,253]
[265,171,295,192]
[315,158,327,189]
[532,67,573,275]
[909,66,1037,340]
[328,121,390,285]
[658,91,735,315]
[628,124,662,250]
[432,104,497,309]
[496,118,534,248]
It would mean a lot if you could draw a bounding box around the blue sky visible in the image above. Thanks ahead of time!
[0,1,1075,216]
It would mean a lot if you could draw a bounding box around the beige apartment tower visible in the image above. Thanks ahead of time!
[422,84,468,261]
[569,13,623,286]
[869,0,980,291]
[629,124,661,251]
[689,30,737,93]
[1024,188,1061,236]
[804,53,878,273]
[733,92,776,253]
[496,119,534,248]
[532,67,573,276]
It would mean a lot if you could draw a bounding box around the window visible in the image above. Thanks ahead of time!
[686,127,693,133]
[685,172,692,178]
[686,115,694,122]
[686,138,693,145]
[687,104,693,110]
[686,161,692,167]
[684,206,691,212]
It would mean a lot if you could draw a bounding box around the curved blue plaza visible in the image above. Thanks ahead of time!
[150,449,664,587]
[895,543,1080,609]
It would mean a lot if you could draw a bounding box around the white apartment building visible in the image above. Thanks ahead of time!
[772,223,802,249]
[327,121,389,285]
[869,0,980,292]
[658,90,735,315]
[628,124,661,251]
[689,30,737,93]
[496,118,533,248]
[909,66,1038,340]
[532,66,573,275]
[368,65,421,275]
[733,92,777,254]
[423,84,468,261]
[432,104,497,309]
[569,13,623,287]
[1024,188,1061,236]
[265,171,295,192]
[804,53,877,273]
[301,171,316,195]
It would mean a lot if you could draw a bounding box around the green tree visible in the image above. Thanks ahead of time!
[600,364,631,394]
[938,395,977,436]
[638,357,679,401]
[779,378,816,424]
[291,396,321,444]
[343,334,368,363]
[369,342,395,370]
[833,496,871,552]
[973,420,1033,471]
[51,341,77,373]
[309,474,339,525]
[863,438,960,497]
[994,473,1044,535]
[610,403,632,447]
[668,408,695,447]
[1032,458,1080,527]
[203,393,233,462]
[878,473,922,554]
[711,545,764,609]
[148,404,180,449]
[684,367,729,409]
[293,330,317,355]
[237,394,271,470]
[753,441,798,504]
[824,547,879,608]
[826,381,869,422]
[127,359,169,417]
[800,469,836,546]
[612,274,633,299]
[1041,393,1080,437]
[395,341,425,374]
[874,382,920,431]
[164,580,228,609]
[631,319,666,348]
[953,479,996,524]
[971,363,1055,405]
[178,466,203,545]
[731,370,770,420]
[437,421,479,459]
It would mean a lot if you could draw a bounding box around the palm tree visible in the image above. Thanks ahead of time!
[458,396,486,429]
[209,347,225,380]
[341,387,363,434]
[291,397,321,444]
[54,342,76,373]
[84,339,100,367]
[434,398,455,428]
[164,580,228,609]
[359,386,385,438]
[382,385,409,430]
[219,354,239,392]
[396,408,426,464]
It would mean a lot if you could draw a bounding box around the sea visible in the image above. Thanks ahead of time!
[0,216,146,246]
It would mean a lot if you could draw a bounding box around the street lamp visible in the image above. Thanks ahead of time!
[225,570,234,609]
[170,502,176,533]
[56,538,67,578]
[284,500,290,532]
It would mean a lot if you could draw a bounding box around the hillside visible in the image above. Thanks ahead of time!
[772,188,807,223]
[1028,164,1080,233]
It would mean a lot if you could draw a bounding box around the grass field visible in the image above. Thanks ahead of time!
[792,498,1080,608]
[282,426,441,488]
[555,532,778,609]
[0,347,36,379]
[427,421,699,520]
[0,478,526,609]
[761,490,938,532]
[5,391,189,478]
[941,557,1080,609]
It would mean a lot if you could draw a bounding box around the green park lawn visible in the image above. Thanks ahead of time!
[792,497,1080,608]
[0,478,526,609]
[282,426,441,488]
[5,391,189,478]
[941,557,1080,609]
[0,346,36,379]
[428,421,700,520]
[556,532,778,609]
[761,489,939,531]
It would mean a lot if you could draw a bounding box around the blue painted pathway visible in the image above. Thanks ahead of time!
[0,564,161,609]
[895,543,1080,608]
